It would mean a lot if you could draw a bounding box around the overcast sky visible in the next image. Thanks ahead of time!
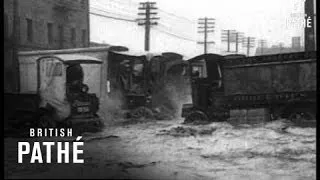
[90,0,305,57]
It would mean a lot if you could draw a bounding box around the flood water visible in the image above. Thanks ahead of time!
[4,119,316,179]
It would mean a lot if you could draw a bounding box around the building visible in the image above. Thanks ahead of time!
[4,0,90,50]
[304,0,317,51]
[4,0,90,92]
[255,45,305,56]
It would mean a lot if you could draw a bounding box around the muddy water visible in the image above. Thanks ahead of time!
[4,119,316,179]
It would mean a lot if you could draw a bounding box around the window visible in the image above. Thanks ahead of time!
[46,61,63,77]
[4,13,8,38]
[80,0,86,8]
[53,63,63,76]
[58,25,64,48]
[47,23,53,44]
[26,18,33,42]
[133,59,144,77]
[81,29,86,47]
[192,66,203,78]
[191,60,207,78]
[71,28,76,47]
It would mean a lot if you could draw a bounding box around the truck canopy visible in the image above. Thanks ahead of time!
[38,54,103,65]
[18,48,111,96]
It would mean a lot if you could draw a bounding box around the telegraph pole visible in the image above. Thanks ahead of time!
[258,39,267,55]
[137,2,159,51]
[242,36,255,56]
[235,32,244,53]
[197,17,215,54]
[221,30,236,52]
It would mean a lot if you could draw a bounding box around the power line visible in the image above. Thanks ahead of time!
[90,1,136,14]
[155,26,197,42]
[90,1,198,43]
[91,0,139,8]
[90,6,137,19]
[90,0,138,13]
[158,8,195,23]
[91,0,198,28]
[94,1,196,26]
[159,14,197,34]
[158,23,195,39]
[91,1,198,35]
[159,14,196,29]
[93,0,196,25]
[89,11,136,22]
[90,12,196,42]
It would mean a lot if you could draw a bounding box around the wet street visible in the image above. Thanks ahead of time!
[4,119,316,180]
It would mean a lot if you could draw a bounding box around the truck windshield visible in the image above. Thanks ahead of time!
[191,59,207,78]
[130,59,145,94]
[133,59,143,77]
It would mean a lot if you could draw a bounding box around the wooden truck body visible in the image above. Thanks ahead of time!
[182,51,317,126]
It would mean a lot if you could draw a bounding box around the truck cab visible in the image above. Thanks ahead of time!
[182,54,228,123]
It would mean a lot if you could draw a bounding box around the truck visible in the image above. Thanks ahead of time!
[182,51,317,126]
[4,46,127,135]
[107,51,189,119]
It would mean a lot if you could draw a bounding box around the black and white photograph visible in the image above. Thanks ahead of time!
[3,0,317,179]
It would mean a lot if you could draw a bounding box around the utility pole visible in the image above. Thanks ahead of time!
[258,39,267,55]
[242,36,255,56]
[221,30,236,52]
[197,17,215,54]
[234,32,244,53]
[137,2,159,51]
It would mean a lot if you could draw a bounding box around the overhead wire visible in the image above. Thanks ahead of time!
[89,11,137,22]
[93,0,139,7]
[158,23,196,40]
[90,6,137,20]
[90,0,138,19]
[90,1,199,42]
[155,26,197,42]
[91,1,197,26]
[158,8,196,23]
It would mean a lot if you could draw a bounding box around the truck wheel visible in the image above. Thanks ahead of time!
[288,110,316,127]
[38,114,57,128]
[130,106,154,119]
[184,111,209,124]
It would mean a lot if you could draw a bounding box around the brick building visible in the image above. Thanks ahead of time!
[4,0,90,92]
